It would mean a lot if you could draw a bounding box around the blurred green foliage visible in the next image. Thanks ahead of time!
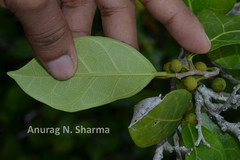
[1,2,239,160]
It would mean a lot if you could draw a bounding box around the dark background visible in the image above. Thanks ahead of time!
[1,2,238,160]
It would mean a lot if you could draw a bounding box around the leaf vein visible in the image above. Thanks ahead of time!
[210,30,240,42]
[85,37,121,72]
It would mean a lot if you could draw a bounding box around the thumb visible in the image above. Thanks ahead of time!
[5,0,77,80]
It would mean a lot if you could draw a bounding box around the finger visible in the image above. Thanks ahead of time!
[5,0,77,80]
[62,0,97,37]
[140,0,211,54]
[96,0,138,50]
[0,0,6,8]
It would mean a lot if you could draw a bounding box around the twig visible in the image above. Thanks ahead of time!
[178,48,185,60]
[194,91,211,147]
[220,71,240,85]
[176,68,220,80]
[163,141,192,155]
[153,141,165,160]
[197,85,240,114]
[220,84,240,112]
[173,131,182,160]
[153,139,192,160]
[210,60,240,85]
[209,111,240,141]
[178,125,182,133]
[176,50,220,79]
[178,48,189,67]
[198,85,230,101]
[196,84,240,143]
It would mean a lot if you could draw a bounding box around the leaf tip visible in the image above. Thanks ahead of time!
[7,71,15,79]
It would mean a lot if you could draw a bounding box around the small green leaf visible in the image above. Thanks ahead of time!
[182,124,226,160]
[8,36,158,112]
[207,44,240,69]
[202,113,240,160]
[183,0,236,14]
[198,10,240,51]
[129,89,192,148]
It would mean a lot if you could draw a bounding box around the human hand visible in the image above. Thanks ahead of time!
[0,0,211,80]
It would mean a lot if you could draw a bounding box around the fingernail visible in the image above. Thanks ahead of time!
[47,55,75,80]
[205,33,211,45]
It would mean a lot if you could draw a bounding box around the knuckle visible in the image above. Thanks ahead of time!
[62,0,88,8]
[98,0,133,16]
[6,0,48,12]
[28,24,68,49]
[163,12,178,26]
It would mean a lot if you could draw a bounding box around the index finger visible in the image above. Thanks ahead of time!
[140,0,211,54]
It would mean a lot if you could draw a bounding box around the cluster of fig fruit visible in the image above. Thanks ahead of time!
[182,102,197,125]
[163,59,226,92]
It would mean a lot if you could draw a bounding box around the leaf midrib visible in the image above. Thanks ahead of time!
[211,30,240,42]
[188,124,199,160]
[145,114,182,122]
[9,72,158,78]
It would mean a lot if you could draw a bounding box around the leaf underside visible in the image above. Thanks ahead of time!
[8,36,157,112]
[129,89,192,148]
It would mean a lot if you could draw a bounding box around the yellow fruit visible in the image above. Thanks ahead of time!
[194,61,207,71]
[182,76,198,91]
[211,78,226,92]
[163,62,172,73]
[170,59,182,73]
[185,113,197,124]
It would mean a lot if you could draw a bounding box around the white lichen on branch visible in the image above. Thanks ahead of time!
[194,92,210,147]
[195,84,240,144]
[153,136,192,160]
[176,68,220,80]
[173,131,183,160]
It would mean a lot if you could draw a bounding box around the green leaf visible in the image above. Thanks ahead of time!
[183,0,236,14]
[207,44,240,69]
[198,10,240,51]
[207,0,236,14]
[182,124,226,160]
[183,0,209,14]
[202,113,240,160]
[129,89,192,148]
[8,36,158,112]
